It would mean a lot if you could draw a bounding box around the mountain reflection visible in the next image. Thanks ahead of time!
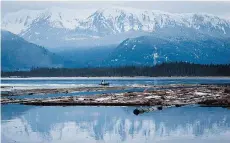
[2,105,230,143]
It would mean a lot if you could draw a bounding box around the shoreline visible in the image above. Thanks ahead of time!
[2,76,230,80]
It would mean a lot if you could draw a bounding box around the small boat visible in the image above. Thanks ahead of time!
[99,80,110,86]
[99,83,110,86]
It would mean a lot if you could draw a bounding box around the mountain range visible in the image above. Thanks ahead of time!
[2,7,230,48]
[105,33,230,66]
[1,7,230,71]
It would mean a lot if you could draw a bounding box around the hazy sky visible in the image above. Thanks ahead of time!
[1,1,230,18]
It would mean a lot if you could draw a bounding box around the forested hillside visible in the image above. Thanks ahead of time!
[2,62,230,77]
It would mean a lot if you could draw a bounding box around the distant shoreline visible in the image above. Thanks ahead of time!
[1,76,230,80]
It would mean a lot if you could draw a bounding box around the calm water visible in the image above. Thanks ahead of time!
[1,105,230,143]
[2,77,230,86]
[1,78,230,143]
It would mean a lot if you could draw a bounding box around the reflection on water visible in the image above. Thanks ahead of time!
[1,105,230,143]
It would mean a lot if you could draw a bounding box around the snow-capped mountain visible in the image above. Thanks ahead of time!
[104,35,230,66]
[2,7,230,48]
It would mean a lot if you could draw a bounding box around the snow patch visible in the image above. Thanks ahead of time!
[132,45,136,50]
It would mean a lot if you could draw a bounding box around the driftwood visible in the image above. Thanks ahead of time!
[133,107,159,115]
[133,104,185,115]
[1,84,230,111]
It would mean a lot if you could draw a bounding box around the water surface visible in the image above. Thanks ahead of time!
[2,77,230,143]
[1,105,230,143]
[2,77,230,87]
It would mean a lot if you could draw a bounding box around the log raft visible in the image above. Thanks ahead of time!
[1,84,230,110]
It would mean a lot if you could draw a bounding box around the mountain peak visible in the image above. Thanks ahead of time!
[2,7,230,48]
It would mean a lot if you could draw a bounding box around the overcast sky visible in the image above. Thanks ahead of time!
[1,1,230,18]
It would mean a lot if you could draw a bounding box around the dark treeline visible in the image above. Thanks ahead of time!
[2,62,230,77]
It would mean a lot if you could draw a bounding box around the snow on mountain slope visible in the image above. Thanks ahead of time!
[2,7,230,48]
[2,7,96,33]
[104,35,230,66]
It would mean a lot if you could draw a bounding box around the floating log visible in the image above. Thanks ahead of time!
[20,101,153,106]
[133,106,160,115]
[198,98,230,107]
[133,105,185,115]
